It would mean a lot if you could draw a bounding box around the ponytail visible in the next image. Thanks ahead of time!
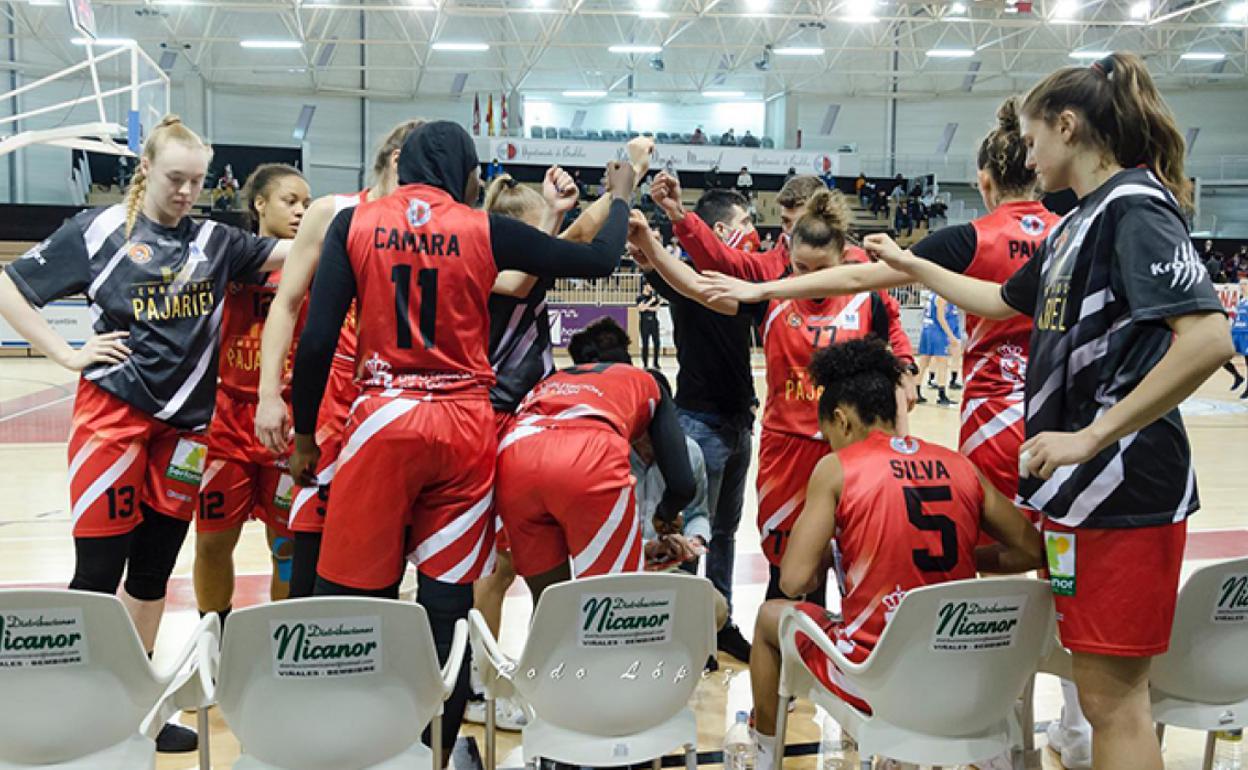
[976,96,1035,197]
[123,114,212,237]
[483,174,546,224]
[1022,52,1191,210]
[791,188,852,252]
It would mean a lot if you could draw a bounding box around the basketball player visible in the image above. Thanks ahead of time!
[495,317,695,598]
[627,193,914,604]
[194,164,311,624]
[288,121,634,763]
[254,120,423,597]
[1229,278,1248,397]
[746,339,1044,770]
[0,116,292,752]
[866,54,1233,770]
[915,291,959,406]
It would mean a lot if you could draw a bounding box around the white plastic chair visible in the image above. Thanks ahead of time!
[204,596,466,770]
[470,572,716,770]
[1041,557,1248,770]
[0,589,218,770]
[775,577,1055,769]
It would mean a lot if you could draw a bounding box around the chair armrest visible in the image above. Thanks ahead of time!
[1038,635,1074,680]
[467,608,517,684]
[778,606,873,678]
[141,613,221,739]
[440,618,470,699]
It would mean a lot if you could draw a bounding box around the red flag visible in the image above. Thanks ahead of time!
[472,93,480,136]
[486,94,495,137]
[500,93,508,135]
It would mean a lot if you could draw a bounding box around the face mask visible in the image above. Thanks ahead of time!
[726,227,762,252]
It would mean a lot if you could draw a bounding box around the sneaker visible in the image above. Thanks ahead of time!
[155,721,198,753]
[916,390,928,405]
[717,623,752,663]
[949,380,962,391]
[705,654,719,672]
[1231,373,1245,391]
[1046,720,1092,770]
[936,390,957,407]
[463,697,529,732]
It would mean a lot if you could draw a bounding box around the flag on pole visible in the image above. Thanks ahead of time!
[500,94,508,135]
[472,93,481,136]
[486,94,495,137]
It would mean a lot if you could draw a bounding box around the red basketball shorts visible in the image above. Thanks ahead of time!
[959,395,1037,545]
[757,430,830,566]
[1042,519,1187,657]
[793,602,872,714]
[491,409,518,554]
[495,424,643,579]
[288,363,360,535]
[68,379,204,537]
[316,393,497,591]
[197,388,293,537]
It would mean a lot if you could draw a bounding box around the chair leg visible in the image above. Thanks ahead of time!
[684,743,697,770]
[652,757,662,770]
[1202,731,1217,770]
[1155,722,1166,745]
[432,715,443,770]
[485,697,496,770]
[197,709,210,770]
[773,697,790,770]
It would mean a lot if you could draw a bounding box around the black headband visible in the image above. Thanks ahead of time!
[1090,55,1115,78]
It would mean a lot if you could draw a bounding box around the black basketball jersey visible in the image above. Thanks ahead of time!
[6,205,276,430]
[1001,168,1224,528]
[488,277,555,413]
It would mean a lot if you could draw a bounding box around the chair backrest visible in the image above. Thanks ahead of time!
[586,130,601,141]
[530,126,543,139]
[512,573,715,737]
[680,133,693,143]
[655,132,669,142]
[215,598,443,770]
[0,590,160,765]
[849,578,1053,737]
[761,136,775,148]
[558,128,573,139]
[544,127,557,139]
[1151,557,1248,705]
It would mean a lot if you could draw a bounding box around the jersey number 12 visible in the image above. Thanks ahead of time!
[391,265,438,349]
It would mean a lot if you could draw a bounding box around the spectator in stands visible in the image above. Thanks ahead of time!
[691,126,707,145]
[212,163,239,211]
[854,173,867,204]
[891,173,906,194]
[485,157,505,181]
[720,128,737,146]
[1230,246,1247,282]
[872,184,888,215]
[784,167,798,186]
[663,158,680,183]
[639,173,654,211]
[1205,242,1225,282]
[705,165,721,190]
[669,234,683,259]
[927,196,948,229]
[636,282,664,369]
[741,130,761,148]
[736,166,754,198]
[760,233,775,251]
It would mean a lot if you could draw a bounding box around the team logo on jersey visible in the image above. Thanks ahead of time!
[406,198,432,228]
[890,436,919,455]
[998,343,1026,385]
[20,239,49,265]
[165,439,207,485]
[882,585,907,624]
[1046,532,1076,596]
[127,243,153,265]
[787,312,802,328]
[1019,215,1047,237]
[1149,240,1204,292]
[363,353,394,387]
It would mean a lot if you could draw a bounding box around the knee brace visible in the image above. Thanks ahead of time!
[123,506,190,601]
[271,536,294,584]
[69,534,130,594]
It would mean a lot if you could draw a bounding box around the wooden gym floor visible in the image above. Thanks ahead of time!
[1,352,1245,769]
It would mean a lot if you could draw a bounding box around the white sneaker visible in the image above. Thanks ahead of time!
[1046,720,1092,770]
[462,697,528,732]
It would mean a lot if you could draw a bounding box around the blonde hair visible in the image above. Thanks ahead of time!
[1022,52,1191,210]
[371,119,424,186]
[791,188,852,252]
[123,114,212,237]
[977,97,1035,198]
[483,175,546,226]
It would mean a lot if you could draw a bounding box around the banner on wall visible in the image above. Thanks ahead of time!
[0,298,91,348]
[487,138,839,176]
[548,304,630,348]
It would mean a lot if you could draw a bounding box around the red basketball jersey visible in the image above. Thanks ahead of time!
[760,293,888,438]
[963,201,1059,400]
[831,431,984,657]
[511,363,661,442]
[345,184,498,396]
[218,271,306,399]
[331,190,366,370]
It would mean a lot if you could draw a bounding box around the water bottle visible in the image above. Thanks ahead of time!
[818,709,850,770]
[1214,729,1243,770]
[723,710,755,770]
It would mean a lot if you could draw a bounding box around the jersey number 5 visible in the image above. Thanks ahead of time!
[904,485,958,572]
[391,265,438,349]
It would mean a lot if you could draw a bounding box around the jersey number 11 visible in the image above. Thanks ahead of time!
[391,265,438,349]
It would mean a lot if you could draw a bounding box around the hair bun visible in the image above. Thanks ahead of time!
[156,114,184,129]
[804,188,852,234]
[995,97,1020,134]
